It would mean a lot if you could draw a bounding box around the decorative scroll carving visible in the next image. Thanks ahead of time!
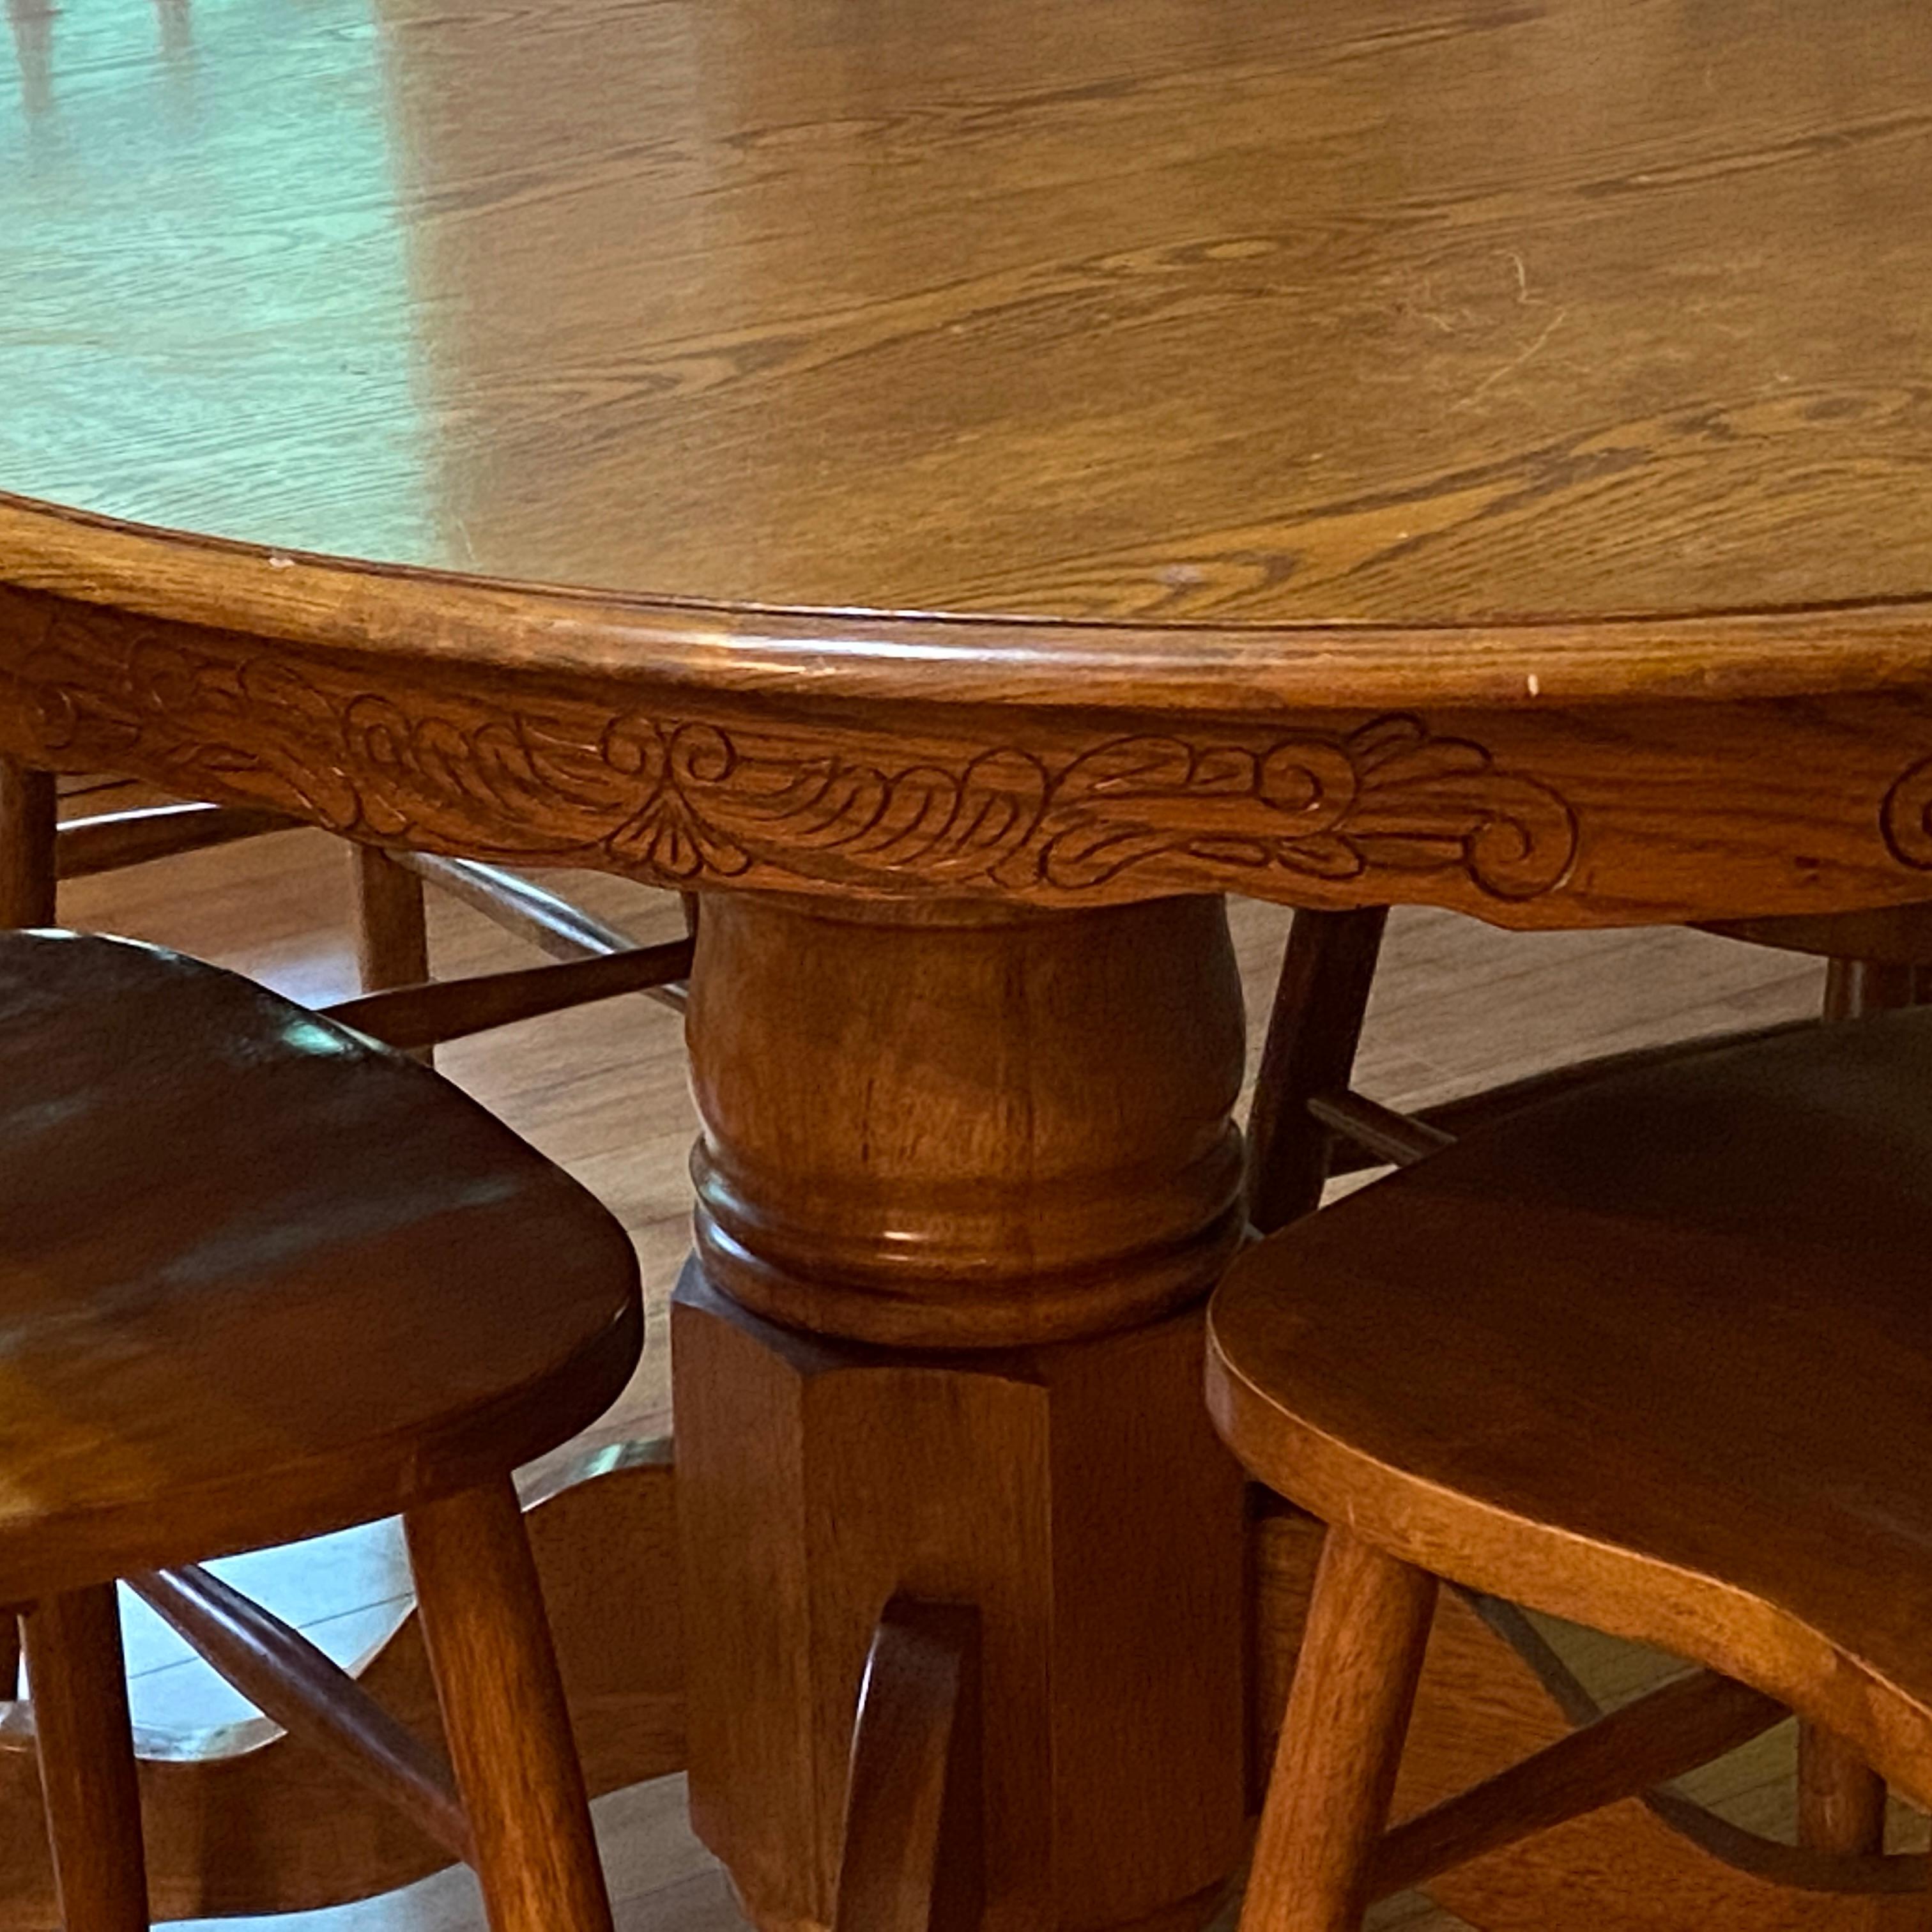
[1033,715,1575,898]
[2,597,1577,902]
[1882,751,1932,870]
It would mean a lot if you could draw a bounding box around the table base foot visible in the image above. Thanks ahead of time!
[675,1267,1248,1932]
[729,1873,1236,1932]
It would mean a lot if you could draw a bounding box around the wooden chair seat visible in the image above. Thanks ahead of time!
[1211,1008,1932,1926]
[0,930,642,1605]
[0,929,642,1929]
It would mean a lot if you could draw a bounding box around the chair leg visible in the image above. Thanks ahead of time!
[353,844,431,992]
[1247,907,1389,1234]
[20,1585,149,1930]
[1811,953,1916,1834]
[404,1477,615,1932]
[0,758,57,927]
[1798,1721,1887,1854]
[1241,1527,1436,1932]
[1823,956,1932,1019]
[352,845,434,1062]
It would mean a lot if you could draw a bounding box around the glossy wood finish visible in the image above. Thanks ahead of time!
[675,1271,1245,1932]
[323,937,694,1052]
[0,929,642,1601]
[6,4,1932,926]
[677,891,1245,1931]
[0,758,54,926]
[1211,1006,1932,1922]
[0,1443,685,1929]
[3,0,1932,634]
[406,1479,616,1932]
[56,802,298,880]
[20,1586,149,1932]
[1247,891,1923,1845]
[686,892,1246,1349]
[8,837,1913,1932]
[39,837,1932,1932]
[128,1564,471,1860]
[1239,1531,1435,1932]
[23,557,1932,925]
[13,8,1932,1930]
[832,1601,983,1932]
[0,931,641,1929]
[1248,1502,1932,1932]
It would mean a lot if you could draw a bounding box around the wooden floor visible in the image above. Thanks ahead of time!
[57,827,1842,1931]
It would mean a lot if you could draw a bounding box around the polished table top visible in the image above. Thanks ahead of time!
[5,0,1932,709]
[6,0,1932,935]
[6,15,1932,1931]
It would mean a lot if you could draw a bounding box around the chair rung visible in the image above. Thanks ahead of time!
[57,803,298,879]
[1322,1020,1820,1178]
[394,853,631,960]
[323,938,694,1050]
[1307,1091,1455,1168]
[129,1567,470,1859]
[1369,1668,1784,1899]
[392,851,688,1013]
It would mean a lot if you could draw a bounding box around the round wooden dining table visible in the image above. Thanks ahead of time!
[5,1,1932,1928]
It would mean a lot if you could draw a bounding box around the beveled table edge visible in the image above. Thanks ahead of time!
[6,490,1932,716]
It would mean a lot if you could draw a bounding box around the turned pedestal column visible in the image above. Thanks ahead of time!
[674,892,1251,1932]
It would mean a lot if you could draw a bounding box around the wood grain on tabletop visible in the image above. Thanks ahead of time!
[5,0,1932,715]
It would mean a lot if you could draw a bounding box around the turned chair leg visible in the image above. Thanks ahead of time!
[405,1477,615,1932]
[1241,1529,1436,1932]
[0,758,57,928]
[1247,908,1389,1234]
[21,1584,150,1931]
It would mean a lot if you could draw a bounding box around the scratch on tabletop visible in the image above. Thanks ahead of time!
[1453,309,1568,411]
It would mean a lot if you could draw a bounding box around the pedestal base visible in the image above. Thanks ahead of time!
[675,1270,1246,1932]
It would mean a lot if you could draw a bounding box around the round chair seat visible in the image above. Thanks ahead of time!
[0,930,641,1603]
[1209,1006,1932,1799]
